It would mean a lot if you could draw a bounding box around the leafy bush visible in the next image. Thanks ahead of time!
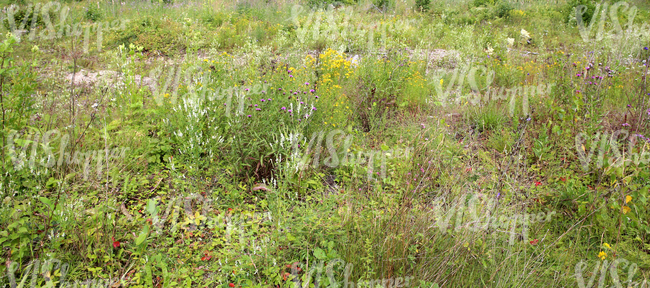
[563,0,597,24]
[495,1,514,18]
[116,16,185,56]
[85,5,102,22]
[473,0,497,8]
[415,0,431,12]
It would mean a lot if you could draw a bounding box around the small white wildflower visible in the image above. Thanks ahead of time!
[520,29,530,39]
[506,38,515,46]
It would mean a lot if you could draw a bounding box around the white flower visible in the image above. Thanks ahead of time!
[520,29,530,39]
[485,45,494,55]
[506,38,515,46]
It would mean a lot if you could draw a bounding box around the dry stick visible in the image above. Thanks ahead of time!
[0,45,7,196]
[515,203,607,288]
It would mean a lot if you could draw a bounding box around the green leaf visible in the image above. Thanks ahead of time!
[39,197,53,210]
[313,248,326,260]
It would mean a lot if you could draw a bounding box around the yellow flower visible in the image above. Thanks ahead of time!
[622,206,631,214]
[598,251,607,260]
[625,195,632,204]
[604,243,611,249]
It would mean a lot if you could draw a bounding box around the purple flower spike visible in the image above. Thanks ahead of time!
[622,123,631,127]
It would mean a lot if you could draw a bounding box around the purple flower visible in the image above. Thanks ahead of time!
[283,92,286,95]
[576,90,581,93]
[256,108,261,111]
[288,70,292,73]
[645,47,649,50]
[262,91,266,93]
[279,88,282,91]
[288,110,292,113]
[622,123,631,127]
[254,104,258,107]
[247,115,252,118]
[245,88,249,91]
[289,75,293,78]
[305,82,309,86]
[526,117,531,121]
[310,89,315,93]
[315,96,319,99]
[576,73,581,77]
[300,101,304,104]
[293,92,297,95]
[312,107,316,111]
[281,107,286,110]
[261,99,265,102]
[267,98,271,101]
[647,108,650,116]
[224,103,226,106]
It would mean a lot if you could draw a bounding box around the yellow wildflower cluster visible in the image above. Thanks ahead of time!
[318,48,353,85]
[316,49,354,127]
